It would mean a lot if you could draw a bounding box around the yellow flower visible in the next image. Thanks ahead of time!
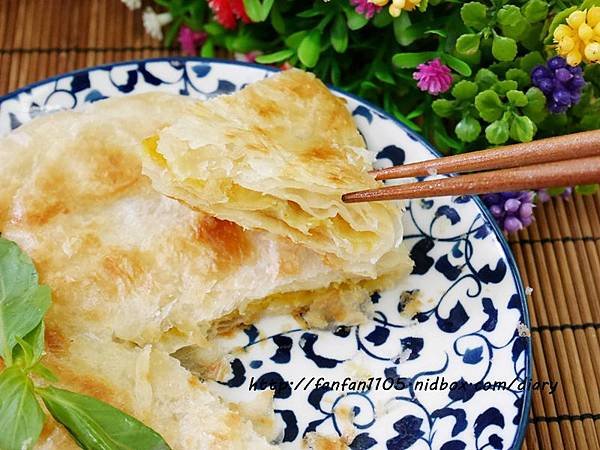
[369,0,421,17]
[554,7,600,65]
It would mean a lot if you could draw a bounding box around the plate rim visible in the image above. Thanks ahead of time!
[0,56,532,449]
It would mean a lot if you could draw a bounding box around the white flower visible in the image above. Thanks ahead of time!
[121,0,141,10]
[142,7,172,40]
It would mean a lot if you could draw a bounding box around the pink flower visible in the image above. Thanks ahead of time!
[208,0,250,29]
[350,0,382,19]
[412,58,453,95]
[178,26,207,56]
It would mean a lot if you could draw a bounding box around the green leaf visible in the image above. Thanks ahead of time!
[270,3,285,34]
[456,33,481,55]
[392,52,438,68]
[506,90,528,107]
[575,184,599,195]
[497,5,523,26]
[393,14,418,46]
[13,322,45,369]
[285,30,308,50]
[0,238,51,365]
[345,8,369,30]
[545,6,577,43]
[506,68,530,89]
[330,14,348,53]
[460,2,488,30]
[432,99,457,117]
[452,80,478,100]
[523,87,546,112]
[200,38,215,58]
[485,119,510,144]
[510,114,535,142]
[455,115,482,142]
[38,386,171,450]
[493,79,519,95]
[492,35,517,62]
[519,51,545,73]
[521,0,548,23]
[203,22,225,36]
[475,68,499,90]
[297,30,321,68]
[242,0,274,22]
[475,90,505,122]
[0,367,45,450]
[255,50,294,65]
[373,10,394,28]
[442,54,472,76]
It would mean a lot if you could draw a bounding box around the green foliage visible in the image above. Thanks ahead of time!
[153,0,598,194]
[0,237,172,450]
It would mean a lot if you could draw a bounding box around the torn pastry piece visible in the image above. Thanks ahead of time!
[0,91,409,351]
[141,69,409,278]
[36,331,276,450]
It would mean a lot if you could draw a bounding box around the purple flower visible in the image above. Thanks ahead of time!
[481,191,536,233]
[413,58,453,96]
[531,56,585,114]
[350,0,382,18]
[178,26,207,56]
[536,187,572,202]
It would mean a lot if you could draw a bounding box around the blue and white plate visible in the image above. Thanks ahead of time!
[0,58,531,450]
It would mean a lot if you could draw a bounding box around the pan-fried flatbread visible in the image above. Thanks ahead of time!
[0,71,412,449]
[141,70,406,277]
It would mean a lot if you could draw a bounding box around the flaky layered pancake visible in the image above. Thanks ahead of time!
[0,72,411,449]
[142,70,406,277]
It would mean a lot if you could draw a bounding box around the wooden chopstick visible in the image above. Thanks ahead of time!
[342,156,600,203]
[371,130,600,180]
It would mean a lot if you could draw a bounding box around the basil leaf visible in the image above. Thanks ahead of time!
[0,366,45,450]
[497,5,523,26]
[297,29,321,68]
[0,237,51,365]
[38,386,171,450]
[13,322,45,369]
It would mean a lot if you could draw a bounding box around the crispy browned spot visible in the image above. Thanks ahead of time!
[101,248,148,287]
[303,145,337,161]
[45,325,68,355]
[195,216,254,272]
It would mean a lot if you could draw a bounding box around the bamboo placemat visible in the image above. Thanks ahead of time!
[1,1,599,449]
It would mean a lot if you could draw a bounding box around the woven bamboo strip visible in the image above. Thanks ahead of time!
[529,205,599,448]
[511,242,555,448]
[511,236,574,448]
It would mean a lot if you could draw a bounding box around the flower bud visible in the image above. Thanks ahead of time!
[566,49,582,65]
[578,23,593,41]
[584,42,600,62]
[558,36,575,53]
[588,6,600,27]
[567,10,586,28]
